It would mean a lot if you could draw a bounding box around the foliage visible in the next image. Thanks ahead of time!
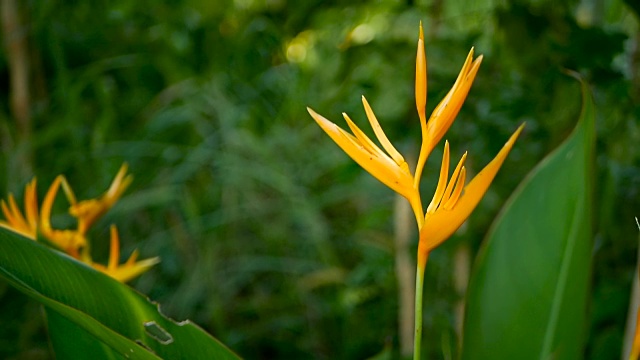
[0,226,238,360]
[462,80,594,359]
[0,0,638,359]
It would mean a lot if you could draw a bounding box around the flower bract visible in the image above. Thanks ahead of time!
[308,22,524,257]
[0,164,157,283]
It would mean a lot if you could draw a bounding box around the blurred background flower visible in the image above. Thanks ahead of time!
[0,0,638,359]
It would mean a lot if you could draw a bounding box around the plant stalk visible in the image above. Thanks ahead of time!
[414,260,426,360]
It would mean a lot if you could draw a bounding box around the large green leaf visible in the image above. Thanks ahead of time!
[0,227,239,360]
[461,79,594,359]
[46,308,140,360]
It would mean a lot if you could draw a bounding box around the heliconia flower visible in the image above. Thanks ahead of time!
[67,163,133,235]
[307,102,423,222]
[422,49,482,157]
[38,164,131,260]
[91,225,159,283]
[414,23,483,189]
[1,165,157,283]
[417,124,524,267]
[0,179,38,239]
[309,22,523,257]
[309,22,523,360]
[39,176,89,260]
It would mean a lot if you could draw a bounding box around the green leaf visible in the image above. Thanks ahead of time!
[461,78,594,360]
[0,228,239,360]
[46,309,135,360]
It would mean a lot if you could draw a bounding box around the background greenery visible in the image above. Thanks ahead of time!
[0,0,637,359]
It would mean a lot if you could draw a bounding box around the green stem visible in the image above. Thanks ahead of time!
[414,263,425,360]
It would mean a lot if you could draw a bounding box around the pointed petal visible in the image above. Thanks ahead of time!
[108,225,120,270]
[111,256,160,283]
[443,166,466,210]
[441,152,467,205]
[25,179,39,232]
[426,141,450,214]
[1,199,17,227]
[60,176,77,205]
[0,219,35,239]
[415,24,427,118]
[125,249,140,265]
[414,23,429,188]
[119,258,160,282]
[70,164,132,234]
[1,180,41,239]
[431,48,475,118]
[343,112,383,157]
[419,123,524,253]
[416,49,479,189]
[38,176,87,257]
[40,176,63,236]
[308,107,415,199]
[424,49,482,155]
[361,96,408,169]
[91,254,159,283]
[106,163,133,202]
[8,195,29,231]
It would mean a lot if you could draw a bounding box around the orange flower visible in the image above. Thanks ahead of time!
[417,125,523,266]
[308,22,523,256]
[307,102,420,223]
[91,225,160,283]
[0,179,38,239]
[1,164,157,283]
[67,163,133,235]
[308,22,525,360]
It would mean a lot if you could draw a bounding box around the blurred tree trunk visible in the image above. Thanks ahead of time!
[453,243,470,343]
[631,11,640,100]
[395,184,414,356]
[1,0,32,178]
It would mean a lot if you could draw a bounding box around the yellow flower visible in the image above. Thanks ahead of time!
[38,164,132,259]
[307,100,421,223]
[308,22,523,262]
[0,179,38,239]
[39,176,89,260]
[1,164,157,283]
[91,225,160,283]
[417,124,523,266]
[67,163,133,235]
[414,45,484,188]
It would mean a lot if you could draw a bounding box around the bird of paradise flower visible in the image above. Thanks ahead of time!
[0,164,159,283]
[307,23,524,359]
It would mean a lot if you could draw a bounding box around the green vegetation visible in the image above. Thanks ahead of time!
[0,0,638,358]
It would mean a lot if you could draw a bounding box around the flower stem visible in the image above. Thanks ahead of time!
[414,260,426,360]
